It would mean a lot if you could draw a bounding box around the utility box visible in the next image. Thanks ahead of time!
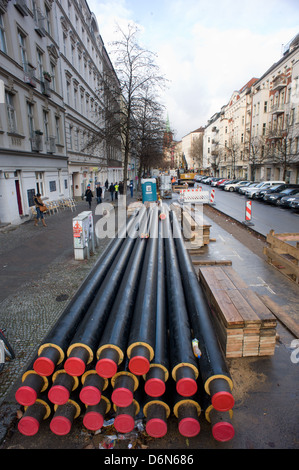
[159,175,172,199]
[141,178,157,203]
[73,211,94,260]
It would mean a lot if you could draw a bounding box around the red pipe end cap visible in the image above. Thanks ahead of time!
[15,386,37,406]
[178,417,200,437]
[212,391,235,412]
[112,387,133,407]
[129,355,150,375]
[48,385,70,405]
[83,411,104,431]
[114,414,135,433]
[18,416,40,436]
[50,416,72,435]
[80,386,101,406]
[176,378,198,397]
[96,358,117,378]
[212,422,235,442]
[144,378,166,397]
[64,357,86,377]
[34,357,55,377]
[146,418,167,438]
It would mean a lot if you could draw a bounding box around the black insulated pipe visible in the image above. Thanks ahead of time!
[83,395,111,431]
[170,209,234,412]
[164,210,199,397]
[17,395,52,436]
[144,211,169,397]
[95,217,149,378]
[33,210,144,377]
[127,207,159,376]
[63,209,148,377]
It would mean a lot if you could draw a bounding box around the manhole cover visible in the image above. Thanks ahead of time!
[55,294,69,302]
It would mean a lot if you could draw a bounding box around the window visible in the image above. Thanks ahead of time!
[66,80,70,104]
[6,92,17,133]
[45,5,51,35]
[55,116,60,144]
[0,14,7,54]
[50,62,56,91]
[37,49,44,81]
[74,86,78,109]
[63,33,67,56]
[43,110,49,141]
[264,101,268,113]
[18,30,28,69]
[35,172,44,196]
[262,123,266,136]
[27,102,35,137]
[69,124,73,149]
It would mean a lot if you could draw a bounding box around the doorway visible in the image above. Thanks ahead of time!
[15,179,23,215]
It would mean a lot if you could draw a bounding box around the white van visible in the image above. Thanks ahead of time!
[245,181,285,198]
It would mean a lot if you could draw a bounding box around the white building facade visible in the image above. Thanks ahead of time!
[203,35,299,183]
[0,0,122,226]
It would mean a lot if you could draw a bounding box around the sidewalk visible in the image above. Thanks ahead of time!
[0,193,138,406]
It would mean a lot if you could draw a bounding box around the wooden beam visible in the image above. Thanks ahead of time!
[258,295,299,339]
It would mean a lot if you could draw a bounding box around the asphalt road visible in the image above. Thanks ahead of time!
[201,185,299,237]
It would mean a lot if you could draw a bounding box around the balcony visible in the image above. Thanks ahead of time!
[14,0,29,16]
[272,74,287,91]
[46,136,56,154]
[34,9,46,37]
[23,63,37,88]
[41,79,51,97]
[271,102,286,115]
[31,131,43,152]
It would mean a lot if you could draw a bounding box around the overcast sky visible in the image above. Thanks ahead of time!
[87,0,299,141]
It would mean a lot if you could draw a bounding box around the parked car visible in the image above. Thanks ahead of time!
[219,179,239,189]
[207,177,221,185]
[194,175,204,182]
[263,188,299,205]
[201,176,213,184]
[210,178,225,186]
[238,182,261,195]
[224,180,250,192]
[215,179,230,187]
[244,181,285,198]
[257,183,299,201]
[279,193,299,208]
[289,196,299,211]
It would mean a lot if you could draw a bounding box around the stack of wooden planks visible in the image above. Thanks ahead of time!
[198,266,277,358]
[264,230,299,285]
[172,203,212,247]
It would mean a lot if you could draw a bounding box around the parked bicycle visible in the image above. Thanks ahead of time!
[0,328,15,373]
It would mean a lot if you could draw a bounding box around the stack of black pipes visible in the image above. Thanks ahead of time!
[16,205,235,443]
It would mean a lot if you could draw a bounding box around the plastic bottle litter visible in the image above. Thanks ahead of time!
[192,338,201,358]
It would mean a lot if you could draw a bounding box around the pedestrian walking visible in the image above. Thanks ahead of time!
[96,184,102,204]
[130,180,134,197]
[33,193,47,227]
[114,182,119,200]
[105,179,109,190]
[109,182,115,201]
[85,185,93,209]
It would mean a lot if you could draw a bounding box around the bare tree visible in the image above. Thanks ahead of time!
[101,23,167,186]
[266,112,299,180]
[189,135,203,170]
[248,135,269,181]
[132,86,166,185]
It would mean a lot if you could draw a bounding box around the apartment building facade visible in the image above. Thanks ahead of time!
[203,34,299,183]
[0,0,122,225]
